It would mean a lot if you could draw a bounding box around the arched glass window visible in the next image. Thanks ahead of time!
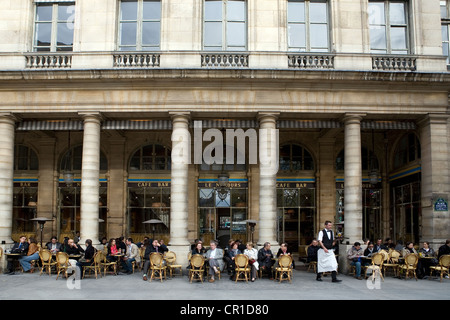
[60,145,108,171]
[335,147,379,171]
[14,145,39,171]
[279,144,314,171]
[129,144,171,171]
[393,133,421,169]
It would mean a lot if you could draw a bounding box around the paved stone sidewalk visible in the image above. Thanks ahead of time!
[0,267,448,300]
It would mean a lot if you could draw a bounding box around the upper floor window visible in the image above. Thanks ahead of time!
[393,133,421,169]
[441,1,450,65]
[119,0,161,51]
[279,144,314,171]
[129,144,171,171]
[369,0,409,54]
[335,147,379,171]
[287,0,329,52]
[203,0,247,51]
[61,145,108,172]
[34,1,75,52]
[14,145,39,171]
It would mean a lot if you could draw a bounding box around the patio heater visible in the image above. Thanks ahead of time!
[142,219,164,240]
[30,217,54,247]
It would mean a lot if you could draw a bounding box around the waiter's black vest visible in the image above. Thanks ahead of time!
[322,229,334,249]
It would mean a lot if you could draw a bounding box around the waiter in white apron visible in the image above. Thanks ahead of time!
[316,221,342,283]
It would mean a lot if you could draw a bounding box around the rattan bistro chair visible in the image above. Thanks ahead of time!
[149,252,167,282]
[164,251,183,278]
[275,255,293,283]
[82,251,102,279]
[430,255,450,282]
[399,253,419,280]
[234,254,251,282]
[55,252,70,280]
[98,251,117,276]
[365,253,385,282]
[39,249,57,276]
[383,250,401,277]
[189,254,205,283]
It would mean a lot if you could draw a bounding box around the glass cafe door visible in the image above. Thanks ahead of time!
[277,186,316,249]
[198,186,247,248]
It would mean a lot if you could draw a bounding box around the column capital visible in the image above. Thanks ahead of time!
[342,113,366,124]
[0,113,20,124]
[169,111,190,121]
[78,112,103,122]
[257,112,280,124]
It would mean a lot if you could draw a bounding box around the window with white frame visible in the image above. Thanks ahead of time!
[368,0,409,54]
[33,1,75,52]
[441,0,450,64]
[118,0,161,51]
[203,0,247,51]
[287,0,330,52]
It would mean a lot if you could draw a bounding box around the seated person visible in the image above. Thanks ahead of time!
[121,238,140,274]
[63,238,85,256]
[307,239,320,263]
[418,241,437,278]
[19,237,39,273]
[191,240,207,256]
[142,239,168,281]
[364,242,376,257]
[76,239,97,275]
[257,242,274,279]
[6,235,29,274]
[106,238,120,262]
[438,239,450,258]
[347,242,364,280]
[205,240,224,283]
[226,241,242,279]
[374,238,388,252]
[46,236,62,253]
[277,242,295,269]
[243,242,259,282]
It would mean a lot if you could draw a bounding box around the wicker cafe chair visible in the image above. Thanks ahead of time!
[98,251,117,276]
[55,252,70,280]
[275,255,293,283]
[399,253,419,280]
[149,252,167,282]
[189,254,205,283]
[234,254,250,282]
[39,249,57,276]
[383,250,401,277]
[365,253,385,282]
[82,251,102,279]
[139,247,146,271]
[164,251,183,278]
[430,254,450,282]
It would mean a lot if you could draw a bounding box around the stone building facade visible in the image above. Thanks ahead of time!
[0,0,449,268]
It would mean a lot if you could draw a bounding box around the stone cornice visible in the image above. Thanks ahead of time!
[0,68,450,88]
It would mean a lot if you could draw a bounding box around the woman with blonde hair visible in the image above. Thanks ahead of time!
[243,242,259,282]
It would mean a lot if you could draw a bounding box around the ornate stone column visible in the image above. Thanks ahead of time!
[257,112,279,246]
[343,114,364,244]
[169,112,191,266]
[79,113,102,244]
[0,114,16,245]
